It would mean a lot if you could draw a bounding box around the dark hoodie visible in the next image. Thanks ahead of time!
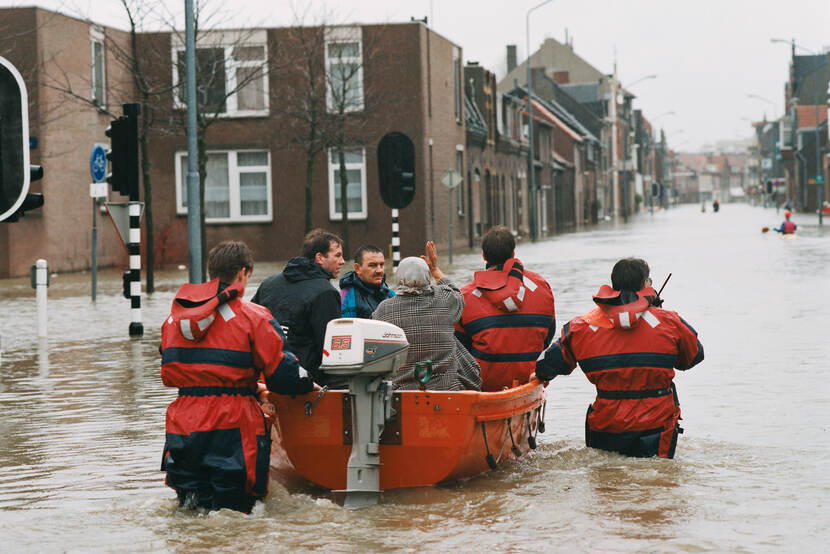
[252,257,341,383]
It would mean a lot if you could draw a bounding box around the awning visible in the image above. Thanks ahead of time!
[522,97,584,143]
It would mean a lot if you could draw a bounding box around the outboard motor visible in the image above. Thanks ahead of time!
[320,318,409,508]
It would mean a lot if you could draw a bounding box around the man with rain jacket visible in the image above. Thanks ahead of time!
[160,241,313,513]
[339,244,395,319]
[455,226,556,391]
[536,258,703,459]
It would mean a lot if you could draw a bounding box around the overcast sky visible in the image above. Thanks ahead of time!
[3,0,829,151]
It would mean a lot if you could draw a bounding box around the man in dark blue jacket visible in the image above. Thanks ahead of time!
[252,229,344,385]
[339,245,395,319]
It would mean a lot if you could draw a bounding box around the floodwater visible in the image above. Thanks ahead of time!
[0,203,828,552]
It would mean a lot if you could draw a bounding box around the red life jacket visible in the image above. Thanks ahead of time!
[782,220,796,234]
[456,259,555,391]
[537,286,703,458]
[160,279,310,500]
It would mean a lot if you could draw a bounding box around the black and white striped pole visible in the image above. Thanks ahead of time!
[391,208,400,269]
[128,200,143,336]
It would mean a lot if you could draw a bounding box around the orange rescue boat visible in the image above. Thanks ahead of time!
[260,318,546,506]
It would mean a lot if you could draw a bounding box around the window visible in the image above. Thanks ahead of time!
[172,31,268,116]
[91,26,105,107]
[326,27,363,113]
[175,149,271,222]
[328,147,367,220]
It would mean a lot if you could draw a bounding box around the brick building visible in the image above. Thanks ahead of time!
[463,63,529,242]
[0,8,133,277]
[0,8,470,276]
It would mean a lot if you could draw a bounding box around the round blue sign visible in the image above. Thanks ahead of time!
[90,144,107,182]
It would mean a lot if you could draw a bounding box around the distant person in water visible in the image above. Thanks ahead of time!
[774,210,797,234]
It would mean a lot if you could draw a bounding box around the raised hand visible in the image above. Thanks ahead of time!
[420,241,444,282]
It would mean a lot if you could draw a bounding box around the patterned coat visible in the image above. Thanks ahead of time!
[372,278,481,391]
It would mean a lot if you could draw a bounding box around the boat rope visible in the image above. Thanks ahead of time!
[506,417,522,457]
[304,386,328,416]
[494,422,510,463]
[481,422,498,470]
[538,400,547,434]
[526,411,538,450]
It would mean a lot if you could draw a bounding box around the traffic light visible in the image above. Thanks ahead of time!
[766,180,773,194]
[105,117,127,196]
[651,182,659,197]
[105,103,140,200]
[0,56,44,222]
[377,132,416,209]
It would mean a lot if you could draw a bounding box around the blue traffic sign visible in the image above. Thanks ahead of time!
[90,144,107,183]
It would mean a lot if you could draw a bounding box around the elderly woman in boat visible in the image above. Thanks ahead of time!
[372,241,481,391]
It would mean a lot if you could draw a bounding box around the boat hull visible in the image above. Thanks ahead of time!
[264,378,546,491]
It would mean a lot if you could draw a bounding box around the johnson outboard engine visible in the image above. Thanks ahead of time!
[320,318,409,508]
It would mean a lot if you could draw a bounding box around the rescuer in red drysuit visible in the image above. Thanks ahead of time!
[536,258,703,459]
[774,210,797,234]
[455,226,555,391]
[161,241,313,513]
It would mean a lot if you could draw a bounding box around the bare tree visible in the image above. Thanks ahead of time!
[160,4,274,279]
[272,14,398,255]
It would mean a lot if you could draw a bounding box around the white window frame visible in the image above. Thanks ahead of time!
[171,30,269,118]
[90,26,106,108]
[328,147,368,220]
[325,26,364,114]
[174,149,273,223]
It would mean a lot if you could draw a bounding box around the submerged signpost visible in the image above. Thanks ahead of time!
[440,169,462,265]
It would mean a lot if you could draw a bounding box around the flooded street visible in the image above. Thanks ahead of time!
[1,203,828,552]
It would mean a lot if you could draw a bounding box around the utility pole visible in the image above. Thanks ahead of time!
[185,0,202,283]
[610,67,620,221]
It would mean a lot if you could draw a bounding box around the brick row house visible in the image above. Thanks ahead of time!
[0,8,131,277]
[499,37,663,224]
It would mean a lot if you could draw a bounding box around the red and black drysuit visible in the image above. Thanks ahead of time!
[160,279,312,512]
[455,258,556,391]
[536,286,703,458]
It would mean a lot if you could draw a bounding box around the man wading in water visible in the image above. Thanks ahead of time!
[536,258,703,458]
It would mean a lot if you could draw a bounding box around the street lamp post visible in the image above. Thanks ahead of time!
[526,0,556,242]
[747,93,778,120]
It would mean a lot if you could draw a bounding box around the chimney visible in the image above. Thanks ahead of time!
[507,44,517,73]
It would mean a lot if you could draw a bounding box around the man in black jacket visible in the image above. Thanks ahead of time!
[252,229,344,385]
